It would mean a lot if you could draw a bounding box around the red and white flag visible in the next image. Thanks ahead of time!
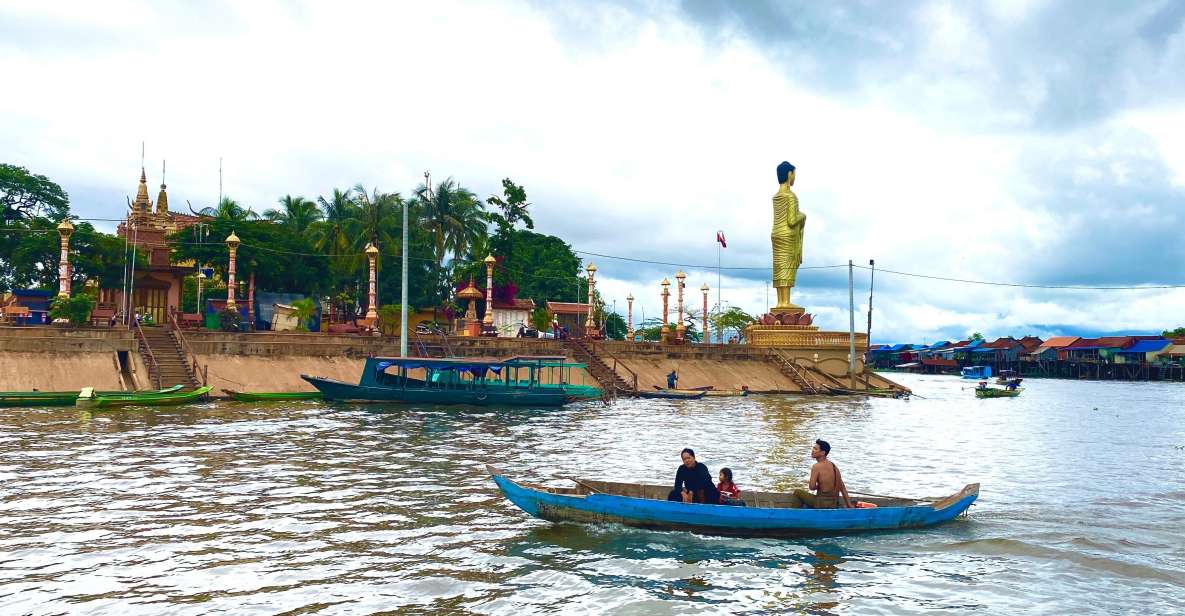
[716,231,727,248]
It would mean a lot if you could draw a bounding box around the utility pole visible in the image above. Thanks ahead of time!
[848,259,856,388]
[866,258,875,360]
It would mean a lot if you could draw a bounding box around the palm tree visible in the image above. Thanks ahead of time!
[309,188,359,257]
[266,195,323,235]
[196,196,258,223]
[352,184,403,251]
[414,177,488,271]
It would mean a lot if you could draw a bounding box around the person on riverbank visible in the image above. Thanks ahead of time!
[787,439,852,509]
[717,467,743,506]
[668,448,719,504]
[666,368,678,389]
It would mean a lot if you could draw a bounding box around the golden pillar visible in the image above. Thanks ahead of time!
[484,254,496,326]
[675,270,686,341]
[225,231,240,311]
[365,243,379,320]
[56,219,74,298]
[701,283,709,344]
[585,263,597,332]
[661,278,670,332]
[626,293,634,339]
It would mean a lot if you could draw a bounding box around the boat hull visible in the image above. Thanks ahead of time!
[224,390,324,402]
[640,389,707,400]
[491,471,978,537]
[302,375,571,407]
[975,388,1022,398]
[89,386,212,408]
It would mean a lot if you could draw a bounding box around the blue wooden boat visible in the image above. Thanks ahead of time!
[961,365,992,379]
[489,465,978,537]
[301,355,590,406]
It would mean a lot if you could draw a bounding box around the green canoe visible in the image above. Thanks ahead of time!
[83,386,213,409]
[1,385,183,407]
[975,387,1023,398]
[223,389,324,402]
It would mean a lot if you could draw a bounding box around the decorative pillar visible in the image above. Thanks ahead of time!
[225,232,240,311]
[365,243,379,320]
[661,278,670,342]
[585,263,597,336]
[56,220,74,298]
[483,254,496,326]
[675,270,687,341]
[626,293,634,340]
[248,270,256,331]
[701,283,710,345]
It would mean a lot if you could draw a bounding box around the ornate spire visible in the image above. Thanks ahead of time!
[156,182,169,215]
[133,167,152,214]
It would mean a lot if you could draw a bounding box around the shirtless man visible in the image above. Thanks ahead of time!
[788,439,853,509]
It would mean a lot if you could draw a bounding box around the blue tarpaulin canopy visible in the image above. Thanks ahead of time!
[1121,339,1171,353]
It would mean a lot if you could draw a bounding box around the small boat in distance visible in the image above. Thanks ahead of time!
[488,466,978,537]
[301,356,591,406]
[223,390,324,402]
[640,389,708,400]
[961,365,992,379]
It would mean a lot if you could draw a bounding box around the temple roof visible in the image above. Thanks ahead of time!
[156,182,169,215]
[133,168,152,213]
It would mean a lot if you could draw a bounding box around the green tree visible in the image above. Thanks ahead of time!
[485,178,533,233]
[486,228,583,307]
[1162,327,1185,338]
[169,219,328,296]
[711,306,756,342]
[309,187,361,283]
[605,312,627,340]
[970,331,985,342]
[265,195,322,235]
[290,298,316,331]
[0,218,142,292]
[49,293,96,326]
[414,177,487,269]
[194,196,258,222]
[1,163,70,223]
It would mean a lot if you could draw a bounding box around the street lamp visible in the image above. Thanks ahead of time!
[585,263,597,336]
[56,219,74,298]
[484,254,497,328]
[701,282,709,345]
[626,293,634,339]
[365,243,379,321]
[225,231,240,311]
[675,270,686,341]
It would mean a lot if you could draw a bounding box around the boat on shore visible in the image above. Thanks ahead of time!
[827,386,907,398]
[223,390,324,402]
[488,466,978,537]
[301,356,590,406]
[78,386,212,408]
[0,385,183,407]
[975,387,1022,398]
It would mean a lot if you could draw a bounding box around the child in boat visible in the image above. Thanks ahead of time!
[717,468,744,506]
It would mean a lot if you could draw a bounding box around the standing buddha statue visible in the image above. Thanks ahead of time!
[771,160,806,311]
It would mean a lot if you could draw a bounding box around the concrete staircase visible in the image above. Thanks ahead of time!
[567,339,638,399]
[138,327,200,389]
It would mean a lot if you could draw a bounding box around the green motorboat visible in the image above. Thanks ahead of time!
[223,389,324,402]
[1,385,183,407]
[975,387,1023,399]
[80,386,213,409]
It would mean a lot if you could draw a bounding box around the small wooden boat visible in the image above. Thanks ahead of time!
[0,385,182,407]
[828,386,907,398]
[975,387,1022,398]
[80,386,213,408]
[488,466,978,537]
[222,389,324,402]
[302,356,589,406]
[640,389,708,400]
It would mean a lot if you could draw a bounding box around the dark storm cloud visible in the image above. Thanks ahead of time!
[677,0,1185,131]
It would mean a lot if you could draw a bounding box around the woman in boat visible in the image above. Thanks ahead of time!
[668,448,720,504]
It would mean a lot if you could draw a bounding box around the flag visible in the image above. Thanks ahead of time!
[716,231,727,248]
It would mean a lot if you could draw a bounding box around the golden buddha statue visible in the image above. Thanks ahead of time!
[771,161,805,311]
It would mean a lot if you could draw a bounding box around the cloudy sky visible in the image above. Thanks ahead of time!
[4,0,1185,342]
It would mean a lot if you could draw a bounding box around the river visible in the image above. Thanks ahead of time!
[1,373,1183,614]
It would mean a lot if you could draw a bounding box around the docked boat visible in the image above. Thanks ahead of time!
[0,385,182,407]
[78,386,212,408]
[975,386,1022,398]
[961,365,992,379]
[223,390,324,402]
[995,370,1020,385]
[301,356,591,406]
[827,386,907,398]
[488,466,978,537]
[640,389,708,400]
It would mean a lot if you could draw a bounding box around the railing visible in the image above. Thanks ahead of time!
[130,317,161,390]
[770,350,822,394]
[168,309,207,386]
[581,340,638,397]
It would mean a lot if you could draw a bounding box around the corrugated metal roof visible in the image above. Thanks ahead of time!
[1034,336,1079,351]
[1120,339,1171,353]
[546,301,592,314]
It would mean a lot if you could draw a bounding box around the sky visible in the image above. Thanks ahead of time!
[3,0,1185,343]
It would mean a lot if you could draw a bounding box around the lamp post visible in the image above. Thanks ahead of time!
[585,263,597,336]
[661,278,670,342]
[484,254,496,328]
[626,293,634,340]
[365,243,379,321]
[225,231,240,311]
[196,267,206,315]
[675,270,686,341]
[56,219,74,298]
[701,283,709,345]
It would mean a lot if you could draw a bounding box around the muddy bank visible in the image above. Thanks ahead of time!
[622,358,796,392]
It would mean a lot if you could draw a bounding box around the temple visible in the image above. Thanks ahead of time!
[97,168,202,323]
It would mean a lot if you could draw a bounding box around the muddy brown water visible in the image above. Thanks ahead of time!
[1,373,1182,614]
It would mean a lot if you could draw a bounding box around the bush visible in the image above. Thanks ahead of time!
[291,298,316,332]
[219,308,243,332]
[377,304,401,336]
[49,294,96,326]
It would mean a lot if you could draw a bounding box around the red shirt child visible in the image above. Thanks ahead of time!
[717,468,740,503]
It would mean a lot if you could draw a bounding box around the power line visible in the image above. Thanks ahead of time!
[854,265,1185,291]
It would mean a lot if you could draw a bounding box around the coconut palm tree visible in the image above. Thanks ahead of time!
[352,184,403,251]
[413,177,488,271]
[266,195,323,235]
[195,196,258,222]
[309,188,359,257]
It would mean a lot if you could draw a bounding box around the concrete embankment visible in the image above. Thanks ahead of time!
[0,328,141,391]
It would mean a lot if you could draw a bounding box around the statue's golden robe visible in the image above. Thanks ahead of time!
[771,186,805,288]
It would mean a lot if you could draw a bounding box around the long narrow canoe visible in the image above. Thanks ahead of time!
[639,389,708,400]
[975,387,1022,398]
[1,385,183,408]
[489,466,978,537]
[828,386,907,398]
[223,389,324,402]
[85,386,213,409]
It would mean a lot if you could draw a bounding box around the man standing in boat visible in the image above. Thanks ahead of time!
[788,440,853,509]
[668,448,719,504]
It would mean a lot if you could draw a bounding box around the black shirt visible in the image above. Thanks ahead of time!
[673,462,719,503]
